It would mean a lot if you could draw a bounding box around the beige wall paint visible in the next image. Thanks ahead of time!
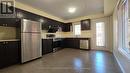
[42,30,91,39]
[0,26,16,40]
[104,0,118,16]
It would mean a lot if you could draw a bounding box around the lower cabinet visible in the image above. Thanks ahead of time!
[0,41,20,69]
[42,39,53,55]
[42,38,91,55]
[63,38,79,49]
[62,38,91,50]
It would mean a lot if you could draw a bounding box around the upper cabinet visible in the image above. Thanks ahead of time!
[42,19,63,30]
[81,19,91,30]
[0,18,20,27]
[62,23,72,32]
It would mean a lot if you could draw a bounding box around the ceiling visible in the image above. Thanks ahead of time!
[17,0,104,20]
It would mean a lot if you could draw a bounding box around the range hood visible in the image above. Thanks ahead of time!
[48,26,59,33]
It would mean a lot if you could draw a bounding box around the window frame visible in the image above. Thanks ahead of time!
[73,24,81,36]
[96,22,106,47]
[117,0,130,53]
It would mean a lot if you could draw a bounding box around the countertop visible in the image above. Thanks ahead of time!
[42,37,90,39]
[0,39,20,42]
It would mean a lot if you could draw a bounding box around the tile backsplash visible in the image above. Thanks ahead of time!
[0,26,16,40]
[42,30,91,39]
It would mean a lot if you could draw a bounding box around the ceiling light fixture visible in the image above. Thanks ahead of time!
[68,7,76,13]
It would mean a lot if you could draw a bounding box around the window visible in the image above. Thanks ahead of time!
[117,0,129,52]
[96,22,105,47]
[74,24,81,36]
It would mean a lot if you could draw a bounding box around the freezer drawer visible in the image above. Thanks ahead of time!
[21,19,41,32]
[80,40,89,49]
[21,33,42,63]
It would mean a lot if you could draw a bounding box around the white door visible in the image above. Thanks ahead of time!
[91,17,112,51]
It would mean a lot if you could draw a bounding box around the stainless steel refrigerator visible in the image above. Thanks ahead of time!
[21,19,42,63]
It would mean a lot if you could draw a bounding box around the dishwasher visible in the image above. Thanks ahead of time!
[80,40,89,50]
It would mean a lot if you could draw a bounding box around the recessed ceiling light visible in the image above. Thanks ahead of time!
[68,7,76,13]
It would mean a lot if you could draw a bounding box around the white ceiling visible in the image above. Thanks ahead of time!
[17,0,104,20]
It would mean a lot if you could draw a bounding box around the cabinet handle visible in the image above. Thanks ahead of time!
[3,24,5,26]
[6,42,8,44]
[3,42,6,44]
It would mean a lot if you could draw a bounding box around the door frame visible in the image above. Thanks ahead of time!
[91,17,112,51]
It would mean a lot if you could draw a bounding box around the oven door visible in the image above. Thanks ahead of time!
[53,41,61,52]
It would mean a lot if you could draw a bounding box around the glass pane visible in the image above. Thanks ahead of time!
[74,25,81,35]
[96,22,105,47]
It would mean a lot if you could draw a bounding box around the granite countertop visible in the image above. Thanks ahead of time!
[0,39,20,42]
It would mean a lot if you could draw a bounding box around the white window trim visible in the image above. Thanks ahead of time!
[117,0,130,60]
[96,22,106,47]
[73,24,81,36]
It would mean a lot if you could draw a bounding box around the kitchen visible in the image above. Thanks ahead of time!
[0,0,129,73]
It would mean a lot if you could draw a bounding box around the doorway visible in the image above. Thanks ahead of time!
[91,17,113,51]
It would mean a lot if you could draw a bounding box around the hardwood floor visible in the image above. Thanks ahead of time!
[0,48,122,73]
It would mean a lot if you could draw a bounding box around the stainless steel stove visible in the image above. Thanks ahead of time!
[46,34,62,52]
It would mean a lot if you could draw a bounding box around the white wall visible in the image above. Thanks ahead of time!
[113,0,130,73]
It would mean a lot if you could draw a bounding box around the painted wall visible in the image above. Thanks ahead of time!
[0,26,16,40]
[113,0,130,73]
[42,30,91,39]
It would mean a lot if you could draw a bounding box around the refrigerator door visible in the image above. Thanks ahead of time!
[21,33,42,63]
[21,19,41,33]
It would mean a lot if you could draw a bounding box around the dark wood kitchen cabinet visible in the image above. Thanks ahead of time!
[81,19,91,30]
[42,19,60,30]
[63,38,79,49]
[0,42,6,68]
[42,39,53,55]
[0,41,20,69]
[0,18,20,27]
[16,8,64,31]
[62,38,91,50]
[62,23,72,32]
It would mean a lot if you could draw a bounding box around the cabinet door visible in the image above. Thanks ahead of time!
[6,42,19,59]
[65,38,74,48]
[62,23,71,32]
[73,39,80,49]
[0,42,6,68]
[7,41,20,64]
[46,39,53,53]
[0,18,18,27]
[42,39,53,55]
[42,40,47,55]
[63,38,80,49]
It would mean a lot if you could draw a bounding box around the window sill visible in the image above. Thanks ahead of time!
[119,48,130,61]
